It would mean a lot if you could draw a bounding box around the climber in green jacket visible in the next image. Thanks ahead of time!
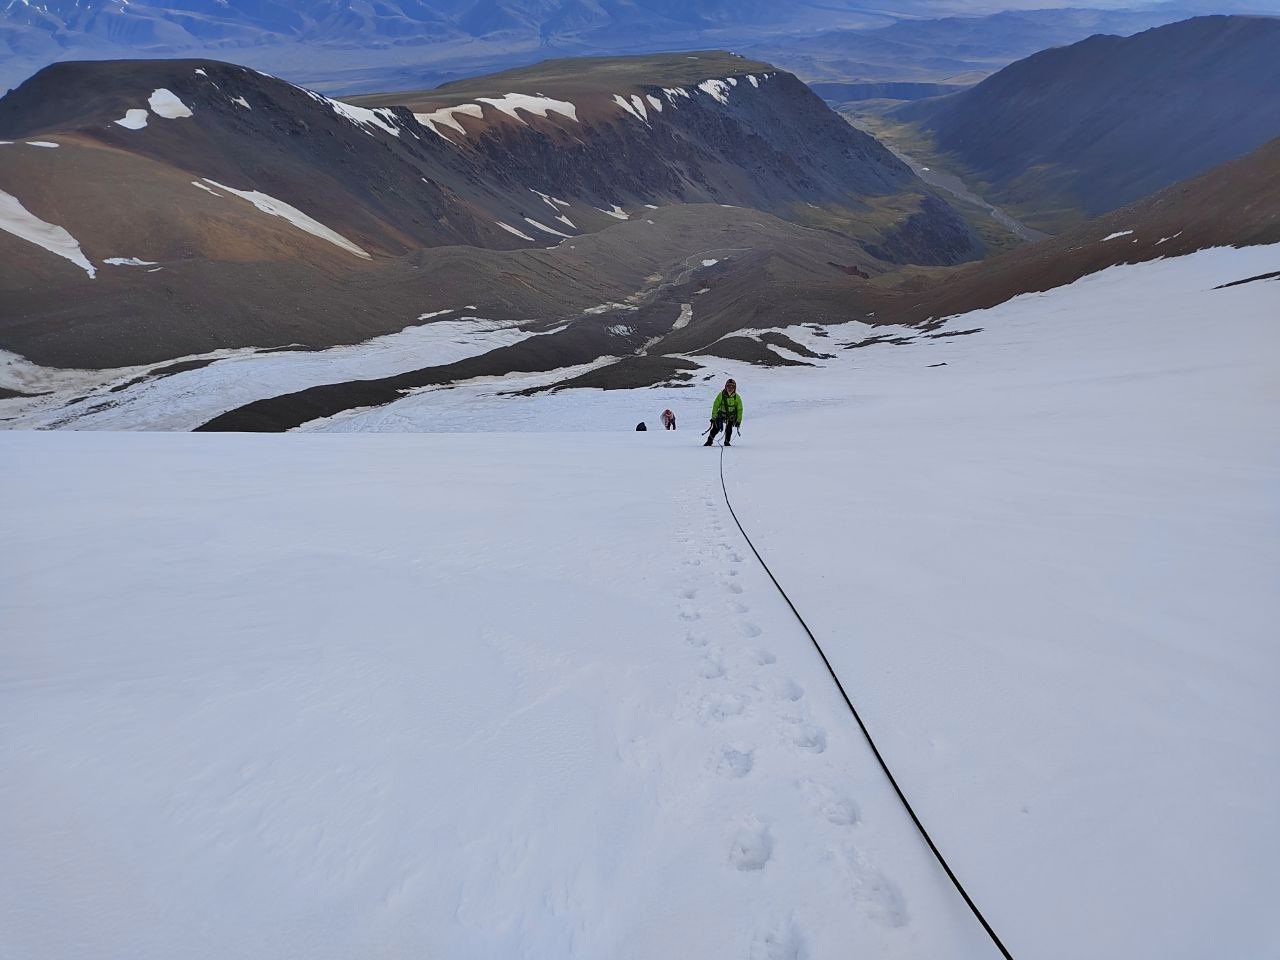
[704,378,743,447]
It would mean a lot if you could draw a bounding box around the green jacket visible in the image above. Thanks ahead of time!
[711,390,743,424]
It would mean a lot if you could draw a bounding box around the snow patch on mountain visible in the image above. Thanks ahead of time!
[476,93,578,123]
[0,188,95,278]
[495,221,535,242]
[113,108,148,129]
[523,217,573,239]
[697,79,732,104]
[414,103,483,138]
[203,180,370,259]
[327,98,401,137]
[147,88,192,119]
[613,93,646,121]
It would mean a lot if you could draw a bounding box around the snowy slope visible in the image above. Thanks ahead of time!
[2,432,996,960]
[2,244,1278,959]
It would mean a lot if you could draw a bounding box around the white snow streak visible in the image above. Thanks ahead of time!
[524,217,573,239]
[476,93,578,123]
[1102,230,1134,242]
[203,180,371,259]
[0,188,95,277]
[612,94,646,121]
[496,221,536,242]
[330,100,401,137]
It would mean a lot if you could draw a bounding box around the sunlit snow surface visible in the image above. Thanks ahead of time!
[1,246,1277,960]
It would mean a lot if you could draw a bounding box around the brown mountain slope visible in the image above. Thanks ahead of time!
[872,135,1280,327]
[0,53,981,369]
[895,15,1280,233]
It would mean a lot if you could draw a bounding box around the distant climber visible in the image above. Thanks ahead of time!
[662,409,677,430]
[704,378,742,447]
[636,421,648,431]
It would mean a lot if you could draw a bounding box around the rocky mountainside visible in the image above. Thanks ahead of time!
[865,134,1280,327]
[2,56,1275,433]
[0,51,979,374]
[180,134,1280,432]
[895,15,1280,232]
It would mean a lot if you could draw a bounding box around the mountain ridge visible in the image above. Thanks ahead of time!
[894,14,1280,231]
[0,51,980,371]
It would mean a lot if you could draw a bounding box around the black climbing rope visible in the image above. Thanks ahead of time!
[717,443,1016,960]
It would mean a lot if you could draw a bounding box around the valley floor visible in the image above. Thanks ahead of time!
[2,245,1278,958]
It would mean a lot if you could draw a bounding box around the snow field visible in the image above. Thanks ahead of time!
[293,244,1280,957]
[0,243,1276,959]
[0,317,531,430]
[1,432,992,960]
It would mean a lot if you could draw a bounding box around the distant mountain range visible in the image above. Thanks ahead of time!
[0,0,889,92]
[0,0,1239,94]
[894,14,1280,231]
[746,6,1203,85]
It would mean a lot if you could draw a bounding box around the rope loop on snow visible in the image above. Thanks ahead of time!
[717,443,1016,960]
